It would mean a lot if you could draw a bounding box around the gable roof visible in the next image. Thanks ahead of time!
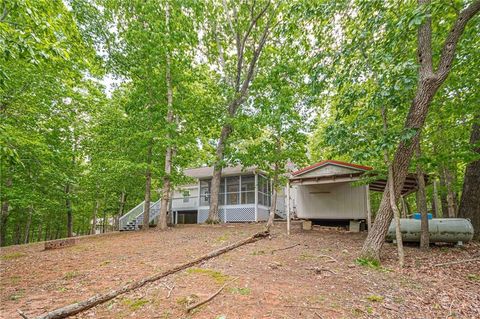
[292,160,372,177]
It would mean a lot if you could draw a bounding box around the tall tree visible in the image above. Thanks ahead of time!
[458,114,480,240]
[361,0,480,260]
[204,0,279,223]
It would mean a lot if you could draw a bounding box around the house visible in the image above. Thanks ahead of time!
[119,166,286,231]
[119,160,424,232]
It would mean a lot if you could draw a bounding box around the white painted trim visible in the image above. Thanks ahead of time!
[287,180,291,235]
[366,184,371,230]
[254,173,258,222]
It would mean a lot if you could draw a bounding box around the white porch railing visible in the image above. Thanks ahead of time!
[119,201,145,230]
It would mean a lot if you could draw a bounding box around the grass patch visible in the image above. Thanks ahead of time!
[215,233,230,243]
[355,257,392,272]
[467,274,480,281]
[10,276,21,284]
[252,250,266,256]
[122,298,149,311]
[1,252,26,260]
[63,271,80,280]
[9,290,24,301]
[366,294,384,302]
[299,252,316,260]
[229,287,251,295]
[176,294,199,306]
[186,268,230,284]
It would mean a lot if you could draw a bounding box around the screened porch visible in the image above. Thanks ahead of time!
[197,173,272,223]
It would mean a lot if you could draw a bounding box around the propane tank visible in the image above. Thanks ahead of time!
[386,218,474,244]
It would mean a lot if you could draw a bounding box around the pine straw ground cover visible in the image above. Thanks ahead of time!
[1,223,479,319]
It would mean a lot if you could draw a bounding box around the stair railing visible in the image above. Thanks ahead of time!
[119,201,145,230]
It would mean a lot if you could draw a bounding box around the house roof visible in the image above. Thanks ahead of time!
[292,160,372,177]
[184,165,258,179]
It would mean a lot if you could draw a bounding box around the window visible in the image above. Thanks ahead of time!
[241,175,255,204]
[226,176,240,205]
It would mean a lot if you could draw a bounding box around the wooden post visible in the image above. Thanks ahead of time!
[366,185,372,231]
[286,180,291,235]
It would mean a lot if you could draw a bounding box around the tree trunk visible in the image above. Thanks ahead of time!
[207,125,231,224]
[159,2,174,230]
[432,179,439,218]
[65,184,73,237]
[24,206,33,244]
[458,114,480,240]
[37,223,42,242]
[0,177,12,247]
[443,166,457,217]
[91,199,100,234]
[415,145,429,249]
[266,166,279,231]
[116,191,126,231]
[143,145,153,230]
[360,0,480,261]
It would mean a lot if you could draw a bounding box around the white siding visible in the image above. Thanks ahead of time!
[295,182,367,220]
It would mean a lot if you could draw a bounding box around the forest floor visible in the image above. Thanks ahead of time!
[1,222,479,319]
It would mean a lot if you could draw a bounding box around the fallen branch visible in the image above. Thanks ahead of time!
[161,282,175,298]
[305,267,337,275]
[186,277,238,313]
[317,254,337,263]
[284,305,323,310]
[270,243,299,254]
[434,258,480,267]
[19,231,269,319]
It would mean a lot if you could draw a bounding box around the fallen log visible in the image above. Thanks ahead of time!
[434,257,480,267]
[186,277,238,313]
[19,230,269,319]
[270,243,299,254]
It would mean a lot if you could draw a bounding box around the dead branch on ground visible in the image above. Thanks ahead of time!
[317,254,337,263]
[270,243,299,254]
[186,277,238,313]
[434,258,480,267]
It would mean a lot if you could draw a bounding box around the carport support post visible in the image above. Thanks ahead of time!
[366,185,372,230]
[287,180,291,235]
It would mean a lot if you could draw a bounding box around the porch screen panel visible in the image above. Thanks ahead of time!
[226,176,240,205]
[258,175,271,206]
[241,175,255,204]
[219,177,226,205]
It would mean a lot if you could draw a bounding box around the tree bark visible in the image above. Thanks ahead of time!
[91,199,99,235]
[0,177,12,247]
[159,2,174,230]
[432,179,439,217]
[116,191,126,231]
[360,0,480,261]
[266,165,279,231]
[458,114,480,240]
[36,223,42,242]
[415,144,429,249]
[142,145,153,230]
[24,206,33,244]
[442,166,457,217]
[65,184,73,237]
[207,125,231,224]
